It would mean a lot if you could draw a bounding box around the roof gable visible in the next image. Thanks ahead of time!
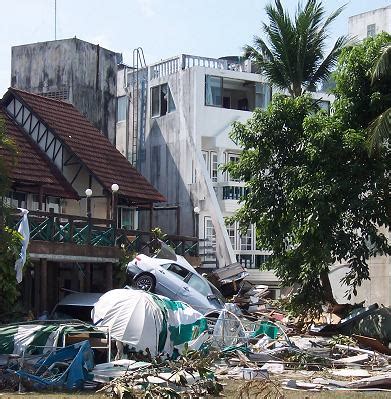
[0,107,79,199]
[4,88,165,204]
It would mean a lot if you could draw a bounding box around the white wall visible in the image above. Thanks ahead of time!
[348,6,391,40]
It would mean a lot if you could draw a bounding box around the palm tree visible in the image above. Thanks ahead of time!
[244,0,347,97]
[368,43,391,154]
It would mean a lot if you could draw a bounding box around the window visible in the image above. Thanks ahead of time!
[204,218,216,245]
[187,274,210,296]
[117,207,136,230]
[239,225,253,251]
[205,75,271,111]
[151,83,175,117]
[255,83,271,109]
[46,196,60,213]
[165,263,189,280]
[367,24,376,37]
[210,152,218,182]
[205,76,222,106]
[5,191,26,209]
[226,153,240,181]
[226,223,236,250]
[117,96,127,122]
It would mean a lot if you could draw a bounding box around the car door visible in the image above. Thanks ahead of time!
[155,262,190,300]
[177,273,215,313]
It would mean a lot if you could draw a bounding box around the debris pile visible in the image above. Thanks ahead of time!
[2,281,391,397]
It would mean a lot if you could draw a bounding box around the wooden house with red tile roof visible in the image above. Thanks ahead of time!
[1,88,170,314]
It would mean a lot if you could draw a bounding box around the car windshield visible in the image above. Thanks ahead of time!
[187,273,210,296]
[52,305,93,321]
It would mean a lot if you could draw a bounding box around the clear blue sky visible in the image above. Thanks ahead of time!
[0,0,390,93]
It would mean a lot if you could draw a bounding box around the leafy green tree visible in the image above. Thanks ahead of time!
[0,116,22,315]
[244,0,347,97]
[225,34,391,316]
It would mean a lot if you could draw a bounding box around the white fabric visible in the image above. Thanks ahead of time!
[13,325,42,355]
[92,289,164,356]
[14,208,30,283]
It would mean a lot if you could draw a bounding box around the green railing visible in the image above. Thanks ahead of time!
[25,209,115,247]
[13,209,199,255]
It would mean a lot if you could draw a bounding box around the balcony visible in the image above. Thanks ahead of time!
[12,209,199,261]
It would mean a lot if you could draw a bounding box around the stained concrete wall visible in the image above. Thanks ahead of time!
[11,38,120,144]
[348,6,391,40]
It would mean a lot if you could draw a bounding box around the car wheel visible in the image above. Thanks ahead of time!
[134,274,155,292]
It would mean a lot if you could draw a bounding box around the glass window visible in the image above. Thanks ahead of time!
[239,225,253,251]
[46,196,60,213]
[166,263,190,280]
[210,152,218,182]
[255,83,271,109]
[117,96,127,122]
[226,223,236,250]
[204,218,216,245]
[367,24,376,37]
[117,207,136,230]
[151,86,160,117]
[160,84,168,116]
[205,75,222,106]
[227,153,240,182]
[187,274,210,296]
[5,191,27,209]
[151,84,175,117]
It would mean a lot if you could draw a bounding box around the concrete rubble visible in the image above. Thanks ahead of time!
[2,284,391,397]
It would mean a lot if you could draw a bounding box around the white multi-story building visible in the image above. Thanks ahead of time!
[116,53,333,292]
[348,5,391,40]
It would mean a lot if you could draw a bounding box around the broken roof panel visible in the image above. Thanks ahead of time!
[5,88,166,204]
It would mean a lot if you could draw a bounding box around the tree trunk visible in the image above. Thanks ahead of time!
[320,270,337,304]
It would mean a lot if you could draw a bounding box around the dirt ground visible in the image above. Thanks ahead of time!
[2,380,391,399]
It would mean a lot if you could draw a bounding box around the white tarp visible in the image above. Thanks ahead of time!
[14,208,30,283]
[92,288,208,356]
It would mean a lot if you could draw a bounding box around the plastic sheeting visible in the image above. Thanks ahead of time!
[92,288,208,356]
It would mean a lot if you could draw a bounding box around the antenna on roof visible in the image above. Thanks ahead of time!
[54,0,57,40]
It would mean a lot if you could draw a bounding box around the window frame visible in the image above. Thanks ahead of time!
[150,83,176,118]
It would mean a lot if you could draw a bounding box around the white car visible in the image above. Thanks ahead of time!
[126,253,225,314]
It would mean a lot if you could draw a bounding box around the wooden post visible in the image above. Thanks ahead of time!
[105,263,113,291]
[85,263,91,292]
[40,258,48,313]
[34,261,40,315]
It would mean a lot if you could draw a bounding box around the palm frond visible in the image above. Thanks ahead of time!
[371,43,391,84]
[306,35,348,89]
[367,107,391,155]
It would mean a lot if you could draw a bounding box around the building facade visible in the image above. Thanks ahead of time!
[1,88,165,314]
[11,38,120,144]
[348,5,391,40]
[116,54,333,290]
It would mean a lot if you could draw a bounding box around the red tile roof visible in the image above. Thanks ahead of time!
[6,88,165,204]
[0,107,79,199]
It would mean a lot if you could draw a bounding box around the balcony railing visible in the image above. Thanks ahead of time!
[12,209,199,256]
[222,186,249,200]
